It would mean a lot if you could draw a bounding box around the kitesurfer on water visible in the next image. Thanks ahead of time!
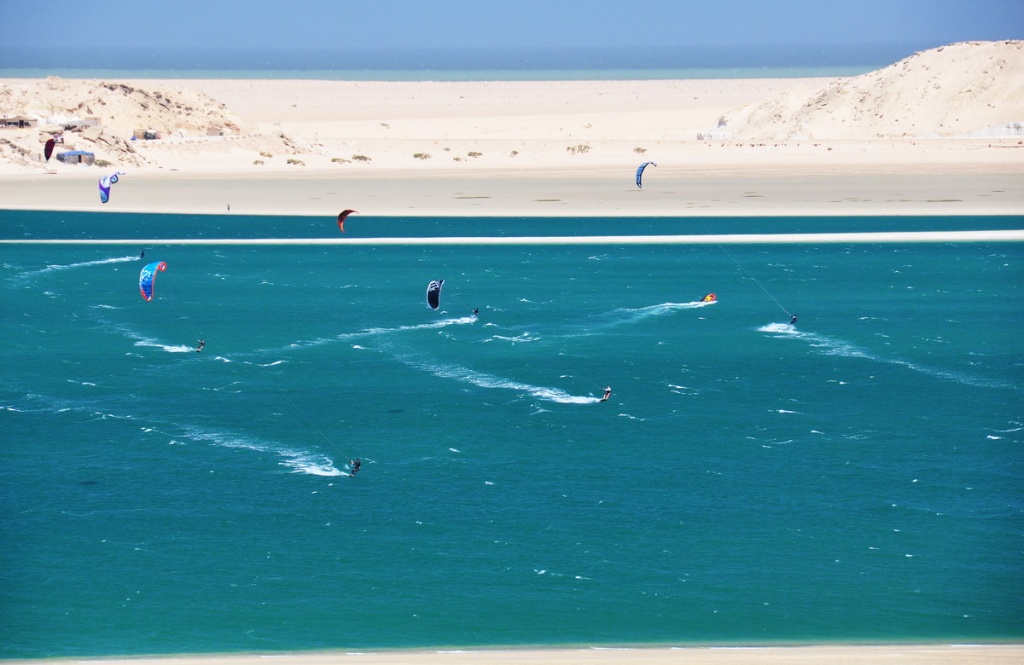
[139,250,144,259]
[790,314,798,326]
[350,459,361,476]
[196,339,205,353]
[601,386,612,402]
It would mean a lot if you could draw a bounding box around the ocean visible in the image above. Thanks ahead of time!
[1,212,1022,658]
[0,44,927,80]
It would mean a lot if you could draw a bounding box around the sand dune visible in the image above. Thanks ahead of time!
[0,77,259,168]
[721,40,1024,140]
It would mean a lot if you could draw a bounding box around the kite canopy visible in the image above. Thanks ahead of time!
[139,261,167,301]
[702,293,716,302]
[426,279,444,310]
[337,209,358,233]
[635,161,656,189]
[44,138,55,161]
[98,171,125,204]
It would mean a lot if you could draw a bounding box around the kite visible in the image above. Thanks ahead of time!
[337,209,358,233]
[635,161,656,189]
[426,279,444,310]
[44,138,55,162]
[99,171,125,204]
[139,261,167,301]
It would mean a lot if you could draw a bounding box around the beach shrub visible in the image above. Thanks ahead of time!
[468,151,482,158]
[566,144,591,154]
[286,158,304,166]
[634,147,647,154]
[413,152,431,160]
[510,150,518,157]
[95,159,113,167]
[259,151,273,158]
[331,157,350,164]
[253,159,264,165]
[352,154,371,162]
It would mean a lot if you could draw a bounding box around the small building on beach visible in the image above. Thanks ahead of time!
[1,116,38,129]
[56,150,95,165]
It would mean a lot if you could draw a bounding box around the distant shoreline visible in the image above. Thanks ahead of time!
[0,66,878,82]
[0,42,928,81]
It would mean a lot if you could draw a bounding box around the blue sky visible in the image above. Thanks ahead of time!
[3,0,1021,50]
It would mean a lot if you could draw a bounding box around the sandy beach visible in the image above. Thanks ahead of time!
[1,41,1022,665]
[1,41,1022,217]
[3,644,1024,665]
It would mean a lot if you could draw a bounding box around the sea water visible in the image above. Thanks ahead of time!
[0,44,917,81]
[1,213,1022,657]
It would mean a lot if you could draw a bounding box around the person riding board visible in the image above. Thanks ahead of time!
[601,386,612,402]
[350,459,361,476]
[196,339,205,352]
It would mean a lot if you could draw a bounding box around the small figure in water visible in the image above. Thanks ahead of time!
[601,386,612,402]
[472,308,479,317]
[196,339,205,353]
[350,458,361,476]
[139,250,145,259]
[790,314,798,326]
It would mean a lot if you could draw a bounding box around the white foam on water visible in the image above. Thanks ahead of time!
[759,324,1018,391]
[12,254,139,282]
[393,352,601,404]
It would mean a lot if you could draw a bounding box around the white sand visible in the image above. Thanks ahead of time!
[1,41,1022,217]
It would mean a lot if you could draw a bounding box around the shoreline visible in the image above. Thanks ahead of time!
[4,643,1024,665]
[4,231,1024,245]
[1,169,1021,218]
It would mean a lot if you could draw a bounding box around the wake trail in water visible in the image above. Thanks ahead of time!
[242,315,478,358]
[610,300,716,325]
[2,391,345,477]
[10,255,140,283]
[759,323,1019,391]
[174,424,346,476]
[105,323,197,353]
[390,352,602,404]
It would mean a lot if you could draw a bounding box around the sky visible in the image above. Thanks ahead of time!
[2,0,1021,51]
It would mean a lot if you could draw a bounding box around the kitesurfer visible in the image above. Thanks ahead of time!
[601,386,612,402]
[472,308,479,317]
[196,339,205,353]
[790,314,798,326]
[139,250,145,259]
[350,459,361,476]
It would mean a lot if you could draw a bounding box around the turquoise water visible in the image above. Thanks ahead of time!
[1,213,1022,657]
[0,44,909,81]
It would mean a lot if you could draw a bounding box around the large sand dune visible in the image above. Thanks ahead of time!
[721,40,1024,140]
